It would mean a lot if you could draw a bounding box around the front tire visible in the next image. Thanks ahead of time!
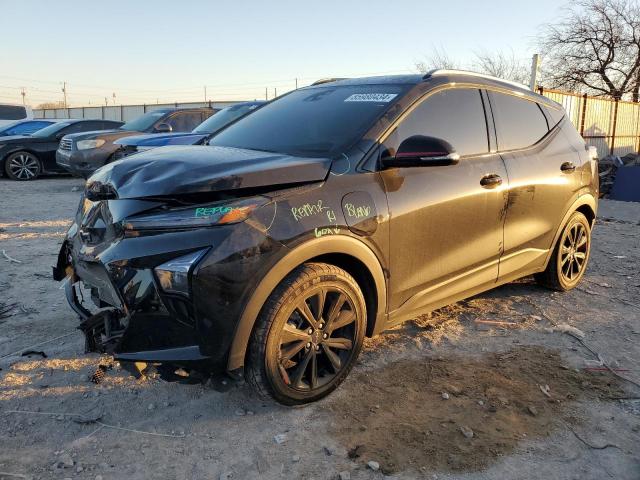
[246,263,366,405]
[4,151,42,180]
[535,211,591,291]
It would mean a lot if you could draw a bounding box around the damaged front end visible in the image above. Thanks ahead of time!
[54,145,331,375]
[54,193,273,372]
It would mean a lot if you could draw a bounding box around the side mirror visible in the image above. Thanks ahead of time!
[55,132,66,140]
[154,122,173,133]
[382,135,460,168]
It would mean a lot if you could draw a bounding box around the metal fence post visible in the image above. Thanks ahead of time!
[580,94,588,137]
[610,99,620,156]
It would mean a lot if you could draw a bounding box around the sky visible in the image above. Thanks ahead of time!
[0,0,567,107]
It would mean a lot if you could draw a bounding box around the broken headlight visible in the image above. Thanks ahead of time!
[154,249,208,296]
[123,197,266,233]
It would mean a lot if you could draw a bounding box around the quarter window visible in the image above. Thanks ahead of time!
[488,92,549,150]
[382,88,489,159]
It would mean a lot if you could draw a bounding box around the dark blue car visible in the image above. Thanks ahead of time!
[114,101,265,157]
[0,119,60,137]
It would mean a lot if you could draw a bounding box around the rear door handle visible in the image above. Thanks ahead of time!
[480,173,503,188]
[561,161,576,173]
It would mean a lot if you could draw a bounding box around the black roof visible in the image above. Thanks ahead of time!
[306,71,552,105]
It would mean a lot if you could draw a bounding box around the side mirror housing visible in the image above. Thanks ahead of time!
[381,135,460,168]
[154,122,173,134]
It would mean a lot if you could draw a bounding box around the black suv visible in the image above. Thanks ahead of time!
[56,107,214,178]
[54,72,598,405]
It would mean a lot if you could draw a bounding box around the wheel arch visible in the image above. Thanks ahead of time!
[226,235,387,372]
[542,193,597,269]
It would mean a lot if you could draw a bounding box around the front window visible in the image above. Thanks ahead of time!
[194,104,261,134]
[119,111,166,132]
[210,84,409,157]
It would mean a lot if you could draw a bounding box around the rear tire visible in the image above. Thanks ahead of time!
[246,263,366,405]
[535,211,591,291]
[4,151,41,181]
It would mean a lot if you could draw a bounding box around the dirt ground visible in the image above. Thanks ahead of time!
[0,176,639,480]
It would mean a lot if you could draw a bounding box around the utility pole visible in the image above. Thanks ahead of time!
[265,87,268,100]
[204,86,207,102]
[295,78,298,89]
[104,97,108,106]
[20,87,26,105]
[529,54,540,91]
[62,81,68,108]
[274,87,277,98]
[112,92,116,105]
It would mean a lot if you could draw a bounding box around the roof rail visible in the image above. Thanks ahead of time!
[423,69,530,91]
[311,77,348,86]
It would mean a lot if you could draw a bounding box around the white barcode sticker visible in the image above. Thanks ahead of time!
[344,93,398,103]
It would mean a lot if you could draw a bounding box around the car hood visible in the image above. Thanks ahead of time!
[115,132,206,147]
[87,145,332,200]
[63,129,142,142]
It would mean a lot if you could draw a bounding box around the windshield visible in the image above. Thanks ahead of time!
[193,104,261,134]
[209,84,409,157]
[120,111,166,132]
[31,121,73,138]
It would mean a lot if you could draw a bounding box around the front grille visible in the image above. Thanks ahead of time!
[59,138,73,151]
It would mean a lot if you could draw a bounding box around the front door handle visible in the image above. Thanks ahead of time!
[561,161,576,173]
[480,173,503,188]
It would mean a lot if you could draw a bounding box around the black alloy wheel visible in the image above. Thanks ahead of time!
[535,211,591,291]
[247,263,366,405]
[559,222,589,283]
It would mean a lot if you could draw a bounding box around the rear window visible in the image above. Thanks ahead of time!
[0,105,27,120]
[489,92,549,151]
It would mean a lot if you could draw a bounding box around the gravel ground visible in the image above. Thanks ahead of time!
[0,177,639,480]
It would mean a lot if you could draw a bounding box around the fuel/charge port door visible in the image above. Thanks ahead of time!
[341,191,378,236]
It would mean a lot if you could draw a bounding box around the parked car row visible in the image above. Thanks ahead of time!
[0,103,267,180]
[0,119,124,180]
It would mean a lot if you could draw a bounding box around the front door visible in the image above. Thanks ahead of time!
[381,87,508,322]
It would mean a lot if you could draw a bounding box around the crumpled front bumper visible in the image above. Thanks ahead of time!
[53,198,284,372]
[55,245,213,367]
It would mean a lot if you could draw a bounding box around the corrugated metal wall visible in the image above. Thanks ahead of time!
[540,88,640,158]
[34,101,240,122]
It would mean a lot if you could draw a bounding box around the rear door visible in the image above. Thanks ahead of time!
[487,90,583,279]
[382,87,508,321]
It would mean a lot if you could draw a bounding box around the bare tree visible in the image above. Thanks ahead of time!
[539,0,640,100]
[471,50,530,85]
[415,48,529,85]
[415,46,459,73]
[35,101,65,109]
